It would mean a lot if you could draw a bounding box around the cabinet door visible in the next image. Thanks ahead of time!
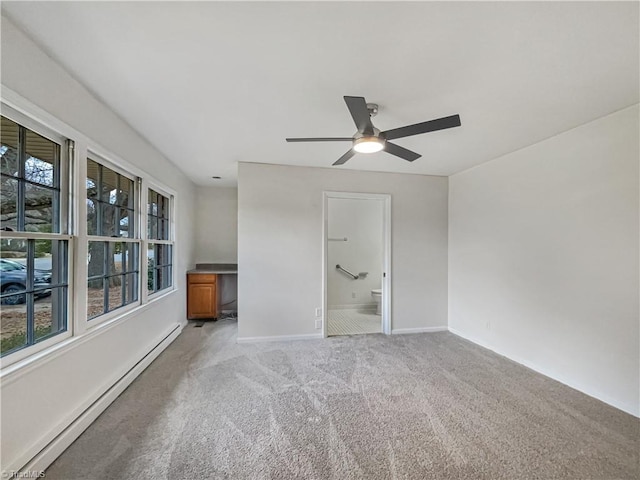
[188,283,216,319]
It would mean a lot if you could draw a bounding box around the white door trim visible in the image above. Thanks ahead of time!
[322,191,392,337]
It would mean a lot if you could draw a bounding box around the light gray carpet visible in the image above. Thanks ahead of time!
[328,309,381,336]
[46,319,638,479]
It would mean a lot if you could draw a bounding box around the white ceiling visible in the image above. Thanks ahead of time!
[3,1,638,186]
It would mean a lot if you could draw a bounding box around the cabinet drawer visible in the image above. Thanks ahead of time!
[188,273,217,284]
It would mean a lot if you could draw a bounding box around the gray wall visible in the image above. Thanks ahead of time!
[448,105,639,416]
[237,162,449,339]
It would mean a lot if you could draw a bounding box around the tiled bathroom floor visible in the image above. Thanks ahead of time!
[327,309,382,336]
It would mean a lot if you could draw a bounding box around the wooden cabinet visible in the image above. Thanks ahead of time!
[187,273,219,320]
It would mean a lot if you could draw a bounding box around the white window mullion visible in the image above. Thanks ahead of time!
[140,178,149,305]
[171,195,176,292]
[73,140,89,336]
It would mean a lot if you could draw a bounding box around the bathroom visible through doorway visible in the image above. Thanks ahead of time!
[323,192,391,337]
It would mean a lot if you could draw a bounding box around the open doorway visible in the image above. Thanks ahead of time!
[323,192,391,337]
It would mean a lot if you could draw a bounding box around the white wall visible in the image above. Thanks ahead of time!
[449,105,639,416]
[328,197,383,309]
[237,162,448,339]
[0,16,196,472]
[194,186,238,263]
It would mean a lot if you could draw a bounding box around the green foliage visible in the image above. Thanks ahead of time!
[148,257,155,291]
[35,238,52,257]
[0,325,53,355]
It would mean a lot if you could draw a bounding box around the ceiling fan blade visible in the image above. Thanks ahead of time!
[344,96,374,135]
[384,142,421,162]
[286,137,353,142]
[332,149,356,166]
[382,114,461,140]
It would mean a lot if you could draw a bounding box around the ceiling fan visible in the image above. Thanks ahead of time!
[286,96,461,166]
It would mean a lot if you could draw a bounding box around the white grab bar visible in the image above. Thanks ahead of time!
[336,264,359,280]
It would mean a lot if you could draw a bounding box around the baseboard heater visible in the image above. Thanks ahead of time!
[12,323,183,477]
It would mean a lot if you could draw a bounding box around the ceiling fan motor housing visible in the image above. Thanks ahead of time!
[353,127,382,140]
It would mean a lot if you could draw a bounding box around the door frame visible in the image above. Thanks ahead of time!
[322,191,392,337]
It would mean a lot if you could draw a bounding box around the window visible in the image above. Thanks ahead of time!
[86,158,140,319]
[0,116,69,357]
[147,189,173,295]
[0,103,179,364]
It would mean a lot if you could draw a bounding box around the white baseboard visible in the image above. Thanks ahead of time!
[391,326,448,334]
[448,327,640,418]
[237,333,323,343]
[18,323,184,476]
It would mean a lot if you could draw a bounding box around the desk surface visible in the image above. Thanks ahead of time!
[187,263,238,274]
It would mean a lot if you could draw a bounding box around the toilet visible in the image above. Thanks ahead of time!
[371,289,382,315]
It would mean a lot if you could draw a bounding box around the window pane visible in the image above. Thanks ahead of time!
[87,240,139,320]
[102,167,118,205]
[157,218,168,241]
[87,160,99,200]
[120,177,134,209]
[107,275,123,312]
[119,208,133,238]
[87,199,98,235]
[147,189,170,241]
[1,237,67,355]
[161,266,172,290]
[147,243,172,294]
[100,204,117,237]
[108,242,121,276]
[155,268,164,292]
[0,299,27,355]
[148,269,157,296]
[1,273,27,298]
[25,128,58,187]
[87,278,105,319]
[148,190,157,215]
[1,117,61,235]
[159,244,172,267]
[0,241,27,296]
[25,183,55,233]
[34,238,66,288]
[88,241,106,279]
[34,239,53,290]
[163,218,169,240]
[121,242,138,274]
[147,244,155,293]
[34,286,67,342]
[1,177,19,231]
[125,272,138,304]
[147,215,157,239]
[0,117,19,177]
[25,157,56,187]
[87,159,135,238]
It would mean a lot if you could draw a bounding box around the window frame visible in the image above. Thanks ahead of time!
[0,107,74,368]
[143,182,176,302]
[84,152,142,326]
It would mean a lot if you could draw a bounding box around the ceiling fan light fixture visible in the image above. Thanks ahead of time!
[353,136,384,154]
